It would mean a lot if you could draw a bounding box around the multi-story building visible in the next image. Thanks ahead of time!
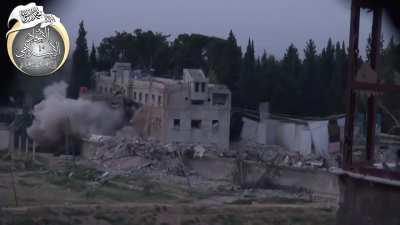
[95,62,231,149]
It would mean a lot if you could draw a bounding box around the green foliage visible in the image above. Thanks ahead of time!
[97,29,170,73]
[67,21,92,99]
[93,26,400,117]
[89,43,97,70]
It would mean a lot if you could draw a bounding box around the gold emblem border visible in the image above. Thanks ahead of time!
[6,21,70,76]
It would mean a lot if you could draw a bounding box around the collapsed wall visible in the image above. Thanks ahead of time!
[27,82,124,147]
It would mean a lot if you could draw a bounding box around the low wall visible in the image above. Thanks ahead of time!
[188,157,339,198]
[0,125,10,150]
[246,164,339,198]
[336,175,400,225]
[270,166,339,196]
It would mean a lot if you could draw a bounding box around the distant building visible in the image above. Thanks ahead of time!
[95,62,231,149]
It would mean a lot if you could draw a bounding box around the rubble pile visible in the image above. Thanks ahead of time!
[88,136,205,176]
[229,141,338,168]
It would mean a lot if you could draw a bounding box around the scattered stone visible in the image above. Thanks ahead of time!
[193,145,206,158]
[87,136,199,177]
[229,141,338,169]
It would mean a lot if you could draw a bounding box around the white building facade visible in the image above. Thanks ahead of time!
[95,63,231,149]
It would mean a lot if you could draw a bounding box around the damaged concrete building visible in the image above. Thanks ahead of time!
[240,102,345,157]
[95,62,231,149]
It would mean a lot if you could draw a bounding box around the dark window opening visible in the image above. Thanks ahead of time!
[201,83,205,92]
[212,93,228,106]
[191,120,202,129]
[145,93,148,103]
[195,82,199,92]
[139,92,142,101]
[212,120,219,131]
[191,100,204,105]
[158,96,162,106]
[173,119,180,129]
[134,92,137,100]
[128,87,132,97]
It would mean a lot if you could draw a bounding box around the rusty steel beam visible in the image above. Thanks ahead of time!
[349,165,400,181]
[366,96,376,162]
[343,0,361,168]
[366,7,383,164]
[352,82,400,92]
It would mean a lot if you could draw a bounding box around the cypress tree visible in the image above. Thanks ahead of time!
[90,43,97,71]
[67,21,91,99]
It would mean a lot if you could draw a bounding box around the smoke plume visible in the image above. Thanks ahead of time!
[27,81,124,145]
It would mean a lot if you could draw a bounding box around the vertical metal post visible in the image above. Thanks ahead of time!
[366,7,383,163]
[32,141,36,161]
[25,137,29,155]
[18,135,22,156]
[343,0,361,168]
[8,129,14,156]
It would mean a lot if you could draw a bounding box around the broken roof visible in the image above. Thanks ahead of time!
[208,84,231,93]
[183,69,208,82]
[111,62,132,71]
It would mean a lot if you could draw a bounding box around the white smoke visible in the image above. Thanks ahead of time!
[27,81,124,145]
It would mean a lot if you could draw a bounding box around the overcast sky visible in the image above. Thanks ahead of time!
[51,0,397,59]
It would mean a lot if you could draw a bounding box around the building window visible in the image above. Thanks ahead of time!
[195,82,199,92]
[173,119,180,129]
[212,93,228,106]
[134,92,137,100]
[145,93,148,103]
[158,96,162,106]
[191,100,204,105]
[99,86,103,93]
[212,120,219,131]
[139,92,142,102]
[155,117,161,129]
[105,87,108,93]
[191,120,202,129]
[201,83,205,92]
[128,87,132,97]
[152,94,155,103]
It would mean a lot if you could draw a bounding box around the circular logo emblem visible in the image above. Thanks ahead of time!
[6,3,70,76]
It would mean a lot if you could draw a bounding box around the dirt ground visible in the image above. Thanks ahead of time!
[0,151,337,225]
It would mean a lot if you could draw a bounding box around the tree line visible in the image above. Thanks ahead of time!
[70,21,400,117]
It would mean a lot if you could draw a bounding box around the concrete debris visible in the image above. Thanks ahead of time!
[88,136,208,176]
[193,145,206,158]
[229,141,334,169]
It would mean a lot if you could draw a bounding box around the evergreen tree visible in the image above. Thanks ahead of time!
[239,38,258,108]
[272,43,302,114]
[260,50,268,67]
[332,41,347,113]
[90,43,97,71]
[67,21,91,99]
[224,30,243,106]
[366,33,384,65]
[242,38,256,73]
[302,39,319,115]
[319,38,336,114]
[215,30,242,90]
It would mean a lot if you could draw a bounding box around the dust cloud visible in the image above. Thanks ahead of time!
[27,81,124,145]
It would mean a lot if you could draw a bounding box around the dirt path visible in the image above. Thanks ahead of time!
[2,202,327,212]
[1,202,336,225]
